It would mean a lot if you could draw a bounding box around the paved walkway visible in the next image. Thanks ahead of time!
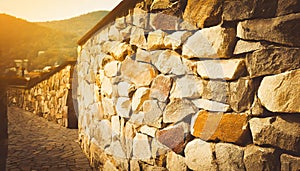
[6,107,92,171]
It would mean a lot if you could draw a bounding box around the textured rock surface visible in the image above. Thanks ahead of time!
[280,154,300,171]
[164,31,192,50]
[132,87,150,112]
[237,13,300,46]
[233,40,264,55]
[183,0,222,28]
[143,100,163,128]
[132,133,152,160]
[192,99,230,112]
[246,46,300,78]
[197,59,245,80]
[184,139,216,171]
[154,50,187,75]
[166,151,187,171]
[192,111,250,144]
[147,30,167,50]
[215,143,245,171]
[276,0,300,16]
[170,75,203,99]
[157,124,185,151]
[249,116,300,153]
[258,69,300,113]
[183,25,236,58]
[244,145,280,171]
[150,75,172,102]
[202,80,230,104]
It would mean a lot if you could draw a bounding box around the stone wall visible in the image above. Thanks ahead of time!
[8,62,77,128]
[76,0,300,170]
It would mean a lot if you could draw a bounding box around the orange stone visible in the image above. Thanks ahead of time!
[192,110,250,144]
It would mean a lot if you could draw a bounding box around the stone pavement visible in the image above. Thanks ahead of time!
[6,107,92,171]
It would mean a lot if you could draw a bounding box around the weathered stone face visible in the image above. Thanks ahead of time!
[237,13,300,46]
[130,26,148,49]
[147,30,167,50]
[280,154,300,171]
[143,100,163,128]
[150,75,172,102]
[244,145,280,171]
[233,40,264,55]
[258,69,300,113]
[202,80,230,104]
[132,133,152,160]
[132,87,150,112]
[249,116,300,153]
[182,25,236,58]
[192,99,230,112]
[183,0,222,28]
[170,75,203,99]
[166,151,187,171]
[156,124,185,151]
[276,0,300,16]
[184,139,216,171]
[164,31,192,50]
[191,111,250,144]
[149,13,179,30]
[246,46,300,78]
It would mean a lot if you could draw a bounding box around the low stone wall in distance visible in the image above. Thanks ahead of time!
[76,0,300,170]
[8,62,77,128]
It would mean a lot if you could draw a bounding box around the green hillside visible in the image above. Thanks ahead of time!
[0,10,108,72]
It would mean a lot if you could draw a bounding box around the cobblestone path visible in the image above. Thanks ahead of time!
[6,107,92,171]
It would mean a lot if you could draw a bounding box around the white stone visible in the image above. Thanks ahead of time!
[102,96,116,116]
[101,76,113,97]
[105,140,126,159]
[170,75,203,99]
[184,139,216,171]
[258,69,300,113]
[133,133,152,160]
[148,30,167,50]
[234,40,264,55]
[139,125,157,137]
[130,26,147,49]
[111,115,120,139]
[132,87,150,112]
[143,100,163,128]
[136,48,152,63]
[116,97,132,118]
[108,25,122,41]
[104,61,120,77]
[133,8,148,28]
[117,82,135,97]
[154,50,187,76]
[120,25,132,40]
[115,16,126,29]
[192,99,230,112]
[124,122,135,159]
[166,151,187,171]
[182,25,236,58]
[164,31,192,50]
[197,59,245,81]
[129,112,145,126]
[94,120,112,149]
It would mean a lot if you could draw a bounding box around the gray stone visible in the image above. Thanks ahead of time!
[258,69,300,113]
[237,13,300,46]
[280,154,300,171]
[164,31,192,50]
[246,46,300,78]
[170,75,203,99]
[184,139,216,171]
[249,116,300,153]
[215,143,245,171]
[182,25,236,58]
[108,25,122,41]
[183,0,222,28]
[244,145,280,171]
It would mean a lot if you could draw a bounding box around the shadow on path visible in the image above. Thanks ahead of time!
[0,86,8,171]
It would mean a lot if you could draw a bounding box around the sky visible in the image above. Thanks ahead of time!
[0,0,122,22]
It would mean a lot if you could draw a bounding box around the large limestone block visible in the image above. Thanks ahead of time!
[192,99,230,112]
[237,13,300,46]
[184,139,216,171]
[223,0,277,21]
[280,154,300,171]
[197,59,245,81]
[132,133,152,160]
[163,98,197,123]
[139,125,157,138]
[132,87,150,112]
[166,151,187,171]
[182,25,236,58]
[164,31,192,50]
[229,78,255,113]
[150,75,172,102]
[143,100,163,128]
[121,58,157,87]
[233,40,264,55]
[244,145,279,171]
[147,30,167,50]
[153,50,188,76]
[183,0,222,28]
[215,143,245,171]
[170,75,203,99]
[191,111,250,144]
[246,46,300,78]
[258,69,300,113]
[249,116,300,153]
[130,26,147,49]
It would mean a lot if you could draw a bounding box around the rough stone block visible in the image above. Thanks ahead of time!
[277,0,300,16]
[130,26,147,49]
[233,40,264,55]
[150,75,172,102]
[202,80,230,104]
[191,110,250,144]
[132,87,150,112]
[149,13,179,30]
[143,100,163,128]
[192,99,230,112]
[258,69,300,113]
[116,97,132,118]
[237,13,300,46]
[133,133,152,160]
[280,154,300,171]
[157,124,185,152]
[182,25,236,58]
[197,59,246,81]
[150,0,171,11]
[249,116,300,153]
[183,0,222,28]
[246,46,300,78]
[164,31,192,50]
[244,145,280,171]
[170,75,203,99]
[166,151,187,171]
[147,30,167,50]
